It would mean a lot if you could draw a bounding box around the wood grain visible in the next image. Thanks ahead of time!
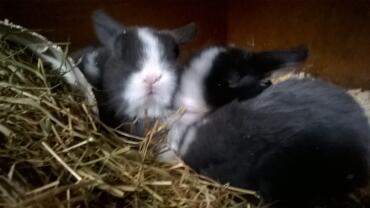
[228,0,370,89]
[0,0,227,59]
[1,0,370,88]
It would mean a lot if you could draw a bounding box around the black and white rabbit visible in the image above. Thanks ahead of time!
[165,46,308,155]
[173,46,307,114]
[74,11,197,135]
[167,46,370,207]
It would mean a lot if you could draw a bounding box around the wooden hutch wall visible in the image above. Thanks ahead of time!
[1,0,369,88]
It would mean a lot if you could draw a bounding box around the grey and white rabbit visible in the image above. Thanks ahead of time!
[73,11,197,136]
[167,46,370,208]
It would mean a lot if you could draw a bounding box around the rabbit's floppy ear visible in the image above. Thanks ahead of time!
[167,22,198,44]
[250,46,308,76]
[92,10,125,50]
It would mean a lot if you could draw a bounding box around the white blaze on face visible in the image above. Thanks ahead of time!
[123,28,177,119]
[176,47,225,116]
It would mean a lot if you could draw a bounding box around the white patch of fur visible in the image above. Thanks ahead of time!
[175,47,226,114]
[177,125,197,156]
[122,28,177,119]
[83,51,100,80]
[166,118,192,153]
[166,112,209,157]
[160,47,227,159]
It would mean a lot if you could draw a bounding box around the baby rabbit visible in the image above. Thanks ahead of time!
[167,46,308,154]
[74,11,197,135]
[174,46,307,115]
[168,46,370,207]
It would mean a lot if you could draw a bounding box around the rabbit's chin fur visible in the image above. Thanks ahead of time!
[120,89,175,119]
[120,64,177,119]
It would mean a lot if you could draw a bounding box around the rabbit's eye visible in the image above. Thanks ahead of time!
[173,45,180,58]
[227,79,237,85]
[226,74,241,88]
[227,73,241,84]
[168,42,179,58]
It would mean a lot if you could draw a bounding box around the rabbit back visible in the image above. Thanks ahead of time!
[182,79,370,207]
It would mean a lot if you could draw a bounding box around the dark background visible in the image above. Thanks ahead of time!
[1,0,370,89]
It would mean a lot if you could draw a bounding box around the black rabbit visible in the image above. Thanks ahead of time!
[167,46,370,208]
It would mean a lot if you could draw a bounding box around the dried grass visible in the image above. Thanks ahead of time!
[0,31,257,207]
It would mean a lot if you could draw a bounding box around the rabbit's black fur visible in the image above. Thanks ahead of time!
[178,79,370,207]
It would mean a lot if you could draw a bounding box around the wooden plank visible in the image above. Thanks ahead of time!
[228,0,370,89]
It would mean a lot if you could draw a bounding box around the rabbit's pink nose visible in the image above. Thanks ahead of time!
[143,74,162,85]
